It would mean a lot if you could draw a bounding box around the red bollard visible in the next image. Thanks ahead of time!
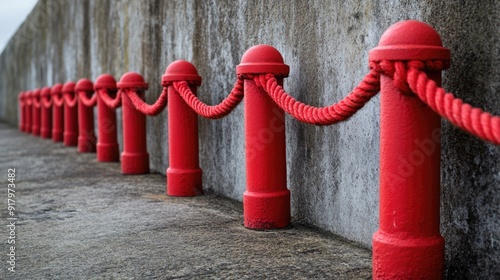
[95,74,120,162]
[18,92,25,132]
[117,72,149,174]
[51,83,64,142]
[236,45,291,229]
[25,91,32,133]
[162,60,203,196]
[40,86,52,139]
[62,81,79,146]
[75,78,97,153]
[369,20,450,279]
[31,88,41,136]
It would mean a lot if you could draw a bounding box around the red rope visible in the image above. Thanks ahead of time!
[172,77,244,119]
[404,61,499,145]
[63,93,78,108]
[32,97,41,109]
[126,88,168,116]
[98,88,122,109]
[77,91,97,107]
[41,97,52,109]
[52,95,64,107]
[255,70,381,125]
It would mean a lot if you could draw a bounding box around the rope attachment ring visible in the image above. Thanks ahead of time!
[40,87,53,109]
[75,78,97,107]
[115,71,169,116]
[95,74,121,109]
[62,81,78,108]
[31,88,42,109]
[51,83,65,107]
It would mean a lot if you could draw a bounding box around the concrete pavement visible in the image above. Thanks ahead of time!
[0,123,371,279]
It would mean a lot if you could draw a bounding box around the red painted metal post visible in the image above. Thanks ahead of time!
[40,87,52,139]
[63,81,79,146]
[25,91,32,133]
[75,78,97,153]
[236,45,290,229]
[31,88,41,136]
[18,92,25,132]
[117,72,149,174]
[162,60,203,196]
[95,74,120,162]
[51,83,64,142]
[369,20,450,279]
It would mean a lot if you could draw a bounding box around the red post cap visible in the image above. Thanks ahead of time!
[236,44,290,76]
[94,74,117,91]
[75,78,94,92]
[25,90,32,99]
[162,60,202,87]
[51,83,63,96]
[117,72,148,90]
[41,86,51,97]
[62,81,76,94]
[19,91,24,101]
[369,20,450,63]
[32,88,41,98]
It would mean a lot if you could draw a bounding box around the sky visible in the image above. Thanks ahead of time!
[0,0,39,53]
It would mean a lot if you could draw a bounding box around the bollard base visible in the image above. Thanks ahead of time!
[243,189,290,229]
[63,132,78,146]
[40,128,51,139]
[52,130,63,142]
[121,152,149,175]
[166,168,203,197]
[372,230,444,280]
[78,136,97,153]
[32,127,41,136]
[97,143,120,162]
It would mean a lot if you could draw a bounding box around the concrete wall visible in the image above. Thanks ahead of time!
[0,0,498,278]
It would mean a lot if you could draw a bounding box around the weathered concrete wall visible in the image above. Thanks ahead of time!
[0,0,498,278]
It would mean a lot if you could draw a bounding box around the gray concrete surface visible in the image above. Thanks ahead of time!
[0,123,371,279]
[0,1,499,278]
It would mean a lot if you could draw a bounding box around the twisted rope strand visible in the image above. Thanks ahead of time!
[52,95,64,107]
[405,65,500,145]
[126,88,168,116]
[256,70,381,125]
[98,88,122,109]
[41,97,52,109]
[172,77,244,119]
[32,97,41,109]
[77,91,97,107]
[63,93,78,108]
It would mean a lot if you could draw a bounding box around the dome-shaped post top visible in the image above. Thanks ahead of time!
[51,83,63,96]
[369,20,450,63]
[25,90,32,99]
[32,88,41,98]
[94,74,117,91]
[117,72,148,90]
[75,78,94,92]
[162,60,202,87]
[41,86,51,97]
[62,81,76,94]
[237,44,290,76]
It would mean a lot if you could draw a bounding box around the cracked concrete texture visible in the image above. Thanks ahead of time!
[0,123,371,279]
[0,1,499,278]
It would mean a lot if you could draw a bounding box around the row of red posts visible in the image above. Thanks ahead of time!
[16,20,500,279]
